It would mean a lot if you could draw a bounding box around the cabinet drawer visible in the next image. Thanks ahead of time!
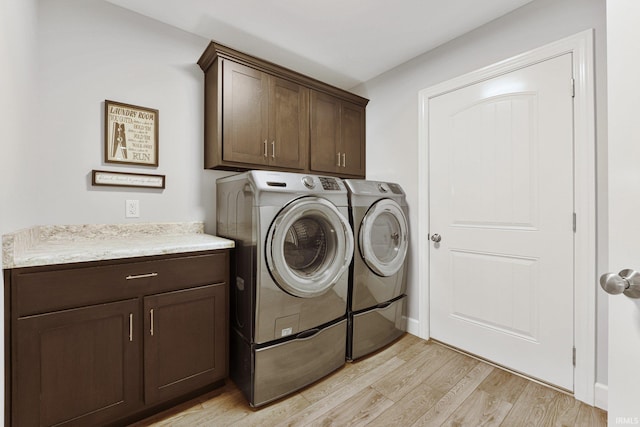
[12,252,229,317]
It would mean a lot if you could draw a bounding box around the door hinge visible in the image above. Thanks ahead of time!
[570,78,575,98]
[573,347,576,366]
[573,212,577,232]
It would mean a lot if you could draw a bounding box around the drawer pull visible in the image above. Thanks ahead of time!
[126,272,158,280]
[129,313,133,342]
[150,309,154,336]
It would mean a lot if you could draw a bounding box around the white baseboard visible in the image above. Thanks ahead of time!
[405,316,421,337]
[594,382,608,410]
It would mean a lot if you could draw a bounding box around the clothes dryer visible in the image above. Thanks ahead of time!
[345,179,409,360]
[217,171,353,407]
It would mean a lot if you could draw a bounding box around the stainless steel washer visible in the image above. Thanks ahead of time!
[345,179,409,360]
[217,171,353,407]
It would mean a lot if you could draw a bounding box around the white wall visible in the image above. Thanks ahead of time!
[354,0,609,386]
[1,0,232,420]
[1,0,39,420]
[35,0,231,231]
[1,0,39,241]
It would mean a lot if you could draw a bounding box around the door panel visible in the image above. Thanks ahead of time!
[14,299,141,426]
[341,101,366,176]
[429,53,574,390]
[310,91,340,174]
[269,76,308,169]
[450,95,537,229]
[222,60,268,165]
[144,284,227,405]
[450,250,539,340]
[606,1,640,421]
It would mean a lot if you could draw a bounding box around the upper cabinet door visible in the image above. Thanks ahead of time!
[310,91,366,178]
[310,90,341,175]
[268,76,309,170]
[222,60,269,166]
[340,101,366,177]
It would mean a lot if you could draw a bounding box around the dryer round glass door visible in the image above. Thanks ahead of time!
[267,197,354,298]
[359,199,409,277]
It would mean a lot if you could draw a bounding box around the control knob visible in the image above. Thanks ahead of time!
[302,176,315,189]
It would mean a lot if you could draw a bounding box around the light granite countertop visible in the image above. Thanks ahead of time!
[2,222,234,269]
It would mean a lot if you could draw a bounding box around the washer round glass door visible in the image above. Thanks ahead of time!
[360,199,409,277]
[266,197,354,298]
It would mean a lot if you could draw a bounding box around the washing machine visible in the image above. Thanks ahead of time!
[345,179,409,361]
[216,170,354,407]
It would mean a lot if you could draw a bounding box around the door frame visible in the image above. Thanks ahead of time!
[417,30,596,404]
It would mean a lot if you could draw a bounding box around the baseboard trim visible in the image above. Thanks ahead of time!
[405,316,420,337]
[594,382,608,410]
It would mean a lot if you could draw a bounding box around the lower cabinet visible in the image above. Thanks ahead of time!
[14,299,141,427]
[5,250,229,427]
[144,284,227,404]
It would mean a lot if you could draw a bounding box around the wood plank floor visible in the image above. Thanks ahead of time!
[131,334,607,426]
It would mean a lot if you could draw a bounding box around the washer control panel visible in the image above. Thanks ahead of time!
[319,177,341,191]
[302,176,316,189]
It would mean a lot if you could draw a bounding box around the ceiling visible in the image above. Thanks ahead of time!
[105,0,535,90]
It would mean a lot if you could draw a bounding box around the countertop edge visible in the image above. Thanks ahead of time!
[2,222,235,269]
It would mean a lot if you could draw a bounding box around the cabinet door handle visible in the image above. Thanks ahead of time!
[271,141,275,159]
[342,153,346,168]
[150,308,154,336]
[126,272,158,280]
[337,152,341,167]
[129,313,133,342]
[263,140,268,157]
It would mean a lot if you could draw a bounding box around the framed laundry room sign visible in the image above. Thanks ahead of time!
[104,100,159,166]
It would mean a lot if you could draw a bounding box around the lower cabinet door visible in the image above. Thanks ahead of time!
[14,299,141,427]
[143,283,227,404]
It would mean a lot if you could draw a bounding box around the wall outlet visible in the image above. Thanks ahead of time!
[125,199,140,218]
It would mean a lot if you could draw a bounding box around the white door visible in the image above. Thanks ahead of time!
[429,53,575,390]
[605,1,640,422]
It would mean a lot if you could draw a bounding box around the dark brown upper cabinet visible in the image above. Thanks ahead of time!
[198,42,368,178]
[220,60,309,169]
[310,91,366,177]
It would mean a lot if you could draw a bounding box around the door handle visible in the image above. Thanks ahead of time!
[600,269,640,298]
[430,234,442,243]
[271,141,275,159]
[337,152,341,167]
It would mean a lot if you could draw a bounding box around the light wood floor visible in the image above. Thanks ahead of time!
[132,334,607,426]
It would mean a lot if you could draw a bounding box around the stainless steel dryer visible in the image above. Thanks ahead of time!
[217,170,354,407]
[345,179,409,360]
